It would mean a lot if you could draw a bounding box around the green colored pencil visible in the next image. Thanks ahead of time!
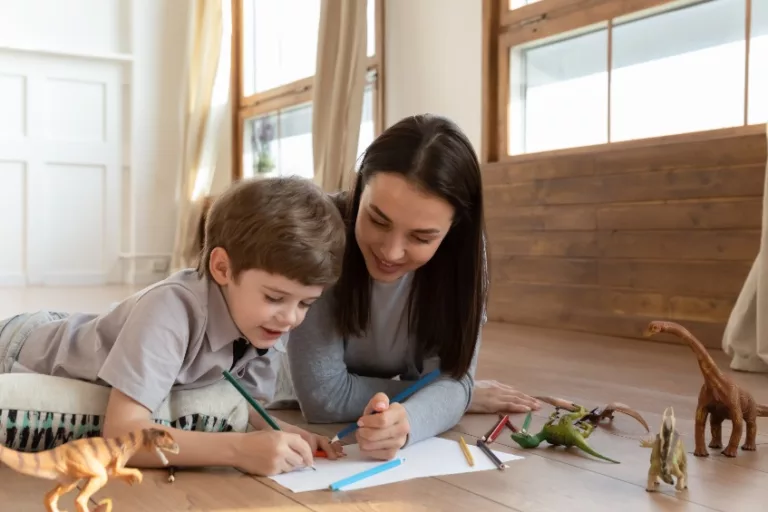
[222,370,281,430]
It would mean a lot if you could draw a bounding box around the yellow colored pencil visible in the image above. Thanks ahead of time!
[459,436,474,466]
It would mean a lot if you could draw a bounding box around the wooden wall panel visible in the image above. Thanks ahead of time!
[483,127,767,348]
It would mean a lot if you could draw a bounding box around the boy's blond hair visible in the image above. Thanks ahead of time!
[198,176,346,286]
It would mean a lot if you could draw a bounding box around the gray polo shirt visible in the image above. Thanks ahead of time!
[13,269,280,412]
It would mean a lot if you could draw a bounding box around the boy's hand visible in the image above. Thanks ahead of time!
[282,424,345,459]
[355,392,409,460]
[236,430,314,475]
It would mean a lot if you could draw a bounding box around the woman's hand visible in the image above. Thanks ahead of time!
[355,392,410,460]
[468,380,541,413]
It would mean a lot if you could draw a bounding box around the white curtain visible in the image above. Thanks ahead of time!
[311,0,368,193]
[170,0,233,272]
[722,124,768,373]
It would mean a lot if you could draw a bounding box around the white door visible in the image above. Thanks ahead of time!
[0,50,123,286]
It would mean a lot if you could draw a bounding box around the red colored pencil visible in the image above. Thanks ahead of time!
[487,414,509,443]
[314,449,328,458]
[481,414,507,443]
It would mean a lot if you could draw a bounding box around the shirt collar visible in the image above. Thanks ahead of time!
[206,280,245,352]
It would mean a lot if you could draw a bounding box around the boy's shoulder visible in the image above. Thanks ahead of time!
[111,269,239,346]
[124,269,210,313]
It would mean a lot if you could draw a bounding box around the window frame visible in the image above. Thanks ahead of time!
[230,0,386,180]
[482,0,763,164]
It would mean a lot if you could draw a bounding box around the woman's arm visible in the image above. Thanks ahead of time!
[287,294,412,423]
[398,334,481,445]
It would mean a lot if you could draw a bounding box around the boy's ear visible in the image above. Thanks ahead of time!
[209,247,232,285]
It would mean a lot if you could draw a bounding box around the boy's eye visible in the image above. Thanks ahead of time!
[265,295,283,303]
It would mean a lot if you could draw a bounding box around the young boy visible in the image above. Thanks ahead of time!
[0,176,347,476]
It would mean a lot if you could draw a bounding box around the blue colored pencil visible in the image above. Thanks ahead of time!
[328,457,405,491]
[330,369,442,443]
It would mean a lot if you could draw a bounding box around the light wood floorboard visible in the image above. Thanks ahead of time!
[1,288,766,511]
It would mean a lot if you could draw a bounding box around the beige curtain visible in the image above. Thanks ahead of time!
[170,0,231,272]
[311,0,368,193]
[722,124,768,373]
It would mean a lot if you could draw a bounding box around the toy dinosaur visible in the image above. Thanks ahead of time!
[640,406,688,492]
[534,396,650,433]
[0,427,179,512]
[645,320,768,457]
[509,405,620,463]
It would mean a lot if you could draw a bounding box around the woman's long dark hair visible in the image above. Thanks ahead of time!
[332,114,489,379]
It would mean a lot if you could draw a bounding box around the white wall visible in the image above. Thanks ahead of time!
[0,0,203,286]
[384,0,483,153]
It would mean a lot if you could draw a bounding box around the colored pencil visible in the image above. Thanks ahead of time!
[481,414,508,443]
[223,369,316,470]
[502,414,520,433]
[328,457,405,491]
[314,450,328,458]
[458,436,474,466]
[330,369,442,443]
[222,370,281,430]
[521,411,533,433]
[476,439,508,470]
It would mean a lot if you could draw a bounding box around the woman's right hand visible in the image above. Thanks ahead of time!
[235,430,314,475]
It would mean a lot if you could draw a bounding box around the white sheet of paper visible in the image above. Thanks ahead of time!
[269,437,523,493]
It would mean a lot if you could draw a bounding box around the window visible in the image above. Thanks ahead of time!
[487,0,765,160]
[509,25,608,154]
[234,0,383,180]
[509,0,541,9]
[242,82,375,179]
[611,0,746,142]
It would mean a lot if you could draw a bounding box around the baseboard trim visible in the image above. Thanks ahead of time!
[0,273,26,286]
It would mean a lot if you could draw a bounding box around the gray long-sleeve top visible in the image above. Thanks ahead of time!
[286,271,480,446]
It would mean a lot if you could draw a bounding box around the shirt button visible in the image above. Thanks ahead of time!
[237,369,245,377]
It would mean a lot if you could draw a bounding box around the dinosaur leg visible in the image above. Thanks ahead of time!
[113,466,143,486]
[74,473,108,512]
[645,469,660,492]
[723,392,744,457]
[93,498,113,512]
[44,479,81,512]
[108,454,143,485]
[675,451,688,491]
[708,415,724,449]
[743,409,758,451]
[693,388,710,457]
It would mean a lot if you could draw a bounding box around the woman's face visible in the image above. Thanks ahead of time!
[354,172,455,282]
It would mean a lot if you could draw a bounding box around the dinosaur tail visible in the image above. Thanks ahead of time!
[645,321,724,382]
[658,406,676,484]
[757,404,768,417]
[572,436,620,464]
[0,444,60,480]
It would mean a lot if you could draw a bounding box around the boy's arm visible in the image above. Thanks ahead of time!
[98,285,243,468]
[102,388,242,468]
[287,294,412,424]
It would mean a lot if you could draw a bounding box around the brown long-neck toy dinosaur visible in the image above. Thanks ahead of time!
[0,427,179,512]
[645,320,768,457]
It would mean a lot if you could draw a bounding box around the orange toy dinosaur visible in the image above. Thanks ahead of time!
[645,320,768,458]
[0,427,179,512]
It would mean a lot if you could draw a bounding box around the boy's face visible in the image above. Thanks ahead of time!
[209,248,324,349]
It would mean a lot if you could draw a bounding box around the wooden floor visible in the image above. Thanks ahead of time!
[2,320,767,511]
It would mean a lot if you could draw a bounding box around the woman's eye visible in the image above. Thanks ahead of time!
[369,215,386,227]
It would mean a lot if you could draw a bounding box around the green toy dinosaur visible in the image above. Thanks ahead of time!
[509,406,620,464]
[640,406,688,492]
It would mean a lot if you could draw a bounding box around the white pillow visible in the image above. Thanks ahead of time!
[0,374,249,452]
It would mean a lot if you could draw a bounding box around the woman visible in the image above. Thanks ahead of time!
[281,114,539,460]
